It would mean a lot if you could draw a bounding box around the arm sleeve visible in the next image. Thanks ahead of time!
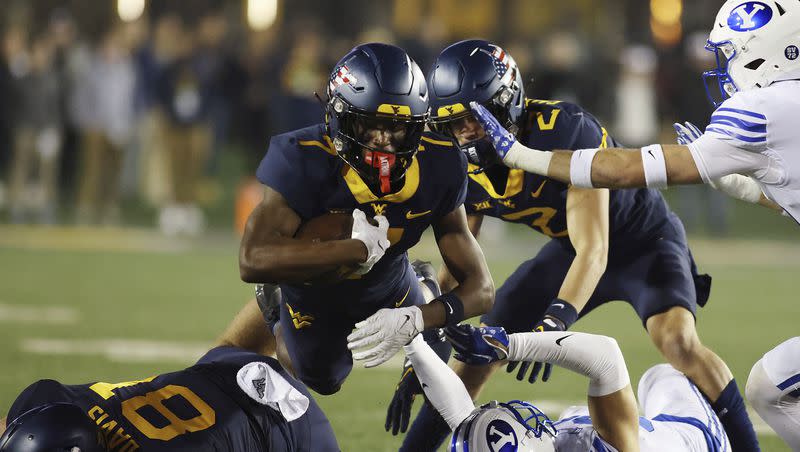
[403,335,476,430]
[508,332,630,397]
[255,136,318,220]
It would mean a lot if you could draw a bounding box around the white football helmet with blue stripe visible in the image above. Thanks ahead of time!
[450,400,557,452]
[704,0,800,105]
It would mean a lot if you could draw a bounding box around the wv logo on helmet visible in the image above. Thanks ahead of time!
[486,419,518,452]
[728,2,773,31]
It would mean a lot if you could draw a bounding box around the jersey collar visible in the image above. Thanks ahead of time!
[343,157,420,204]
[467,163,525,199]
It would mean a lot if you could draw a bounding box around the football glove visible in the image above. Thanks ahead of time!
[351,209,390,275]
[384,329,450,435]
[673,121,703,145]
[444,324,509,365]
[385,357,421,435]
[348,306,424,368]
[469,102,517,159]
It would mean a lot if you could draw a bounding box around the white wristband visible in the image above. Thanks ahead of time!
[569,148,598,188]
[641,144,668,189]
[503,141,552,175]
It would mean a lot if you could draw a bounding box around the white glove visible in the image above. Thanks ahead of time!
[673,121,704,145]
[347,306,424,368]
[350,209,390,275]
[710,174,763,203]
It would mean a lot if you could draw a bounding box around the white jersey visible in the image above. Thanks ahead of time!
[761,337,800,392]
[747,338,800,451]
[553,364,730,452]
[688,79,800,222]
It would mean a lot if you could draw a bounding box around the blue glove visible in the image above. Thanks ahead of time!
[444,324,509,365]
[469,102,517,159]
[673,121,703,145]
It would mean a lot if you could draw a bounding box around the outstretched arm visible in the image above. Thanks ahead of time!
[403,335,476,430]
[446,325,640,451]
[470,102,775,194]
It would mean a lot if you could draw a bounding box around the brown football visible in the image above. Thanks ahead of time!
[294,212,354,242]
[294,212,359,283]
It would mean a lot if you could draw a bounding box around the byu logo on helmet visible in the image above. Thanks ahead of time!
[487,419,518,452]
[728,2,773,31]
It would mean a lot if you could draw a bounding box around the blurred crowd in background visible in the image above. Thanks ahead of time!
[0,0,734,236]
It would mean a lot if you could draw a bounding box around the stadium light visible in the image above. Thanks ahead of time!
[118,0,145,22]
[650,0,683,48]
[247,0,278,31]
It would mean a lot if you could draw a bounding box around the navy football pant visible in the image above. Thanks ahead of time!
[275,262,426,395]
[482,237,707,332]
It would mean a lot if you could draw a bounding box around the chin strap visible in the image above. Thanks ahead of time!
[364,150,396,194]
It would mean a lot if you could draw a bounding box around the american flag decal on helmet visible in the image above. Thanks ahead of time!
[329,65,358,91]
[490,47,516,85]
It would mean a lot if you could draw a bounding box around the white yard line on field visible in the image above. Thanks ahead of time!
[20,338,210,363]
[0,303,79,324]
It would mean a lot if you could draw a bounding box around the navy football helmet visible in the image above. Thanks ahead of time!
[450,400,556,452]
[326,43,429,194]
[429,39,525,171]
[0,403,105,452]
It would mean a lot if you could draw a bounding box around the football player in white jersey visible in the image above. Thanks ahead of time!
[467,0,800,224]
[746,337,800,451]
[404,324,730,452]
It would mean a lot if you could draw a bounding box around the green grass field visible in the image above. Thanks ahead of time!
[0,225,796,451]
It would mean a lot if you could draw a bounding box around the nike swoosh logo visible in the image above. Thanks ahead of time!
[394,286,411,308]
[555,334,574,346]
[445,302,454,314]
[552,303,564,309]
[530,180,547,198]
[400,315,411,329]
[406,210,432,220]
[648,149,655,159]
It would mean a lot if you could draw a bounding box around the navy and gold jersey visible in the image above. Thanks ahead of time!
[464,99,678,249]
[5,347,338,452]
[256,123,467,305]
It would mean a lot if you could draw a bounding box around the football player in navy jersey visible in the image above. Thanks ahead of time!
[238,43,493,396]
[390,40,759,452]
[0,291,340,452]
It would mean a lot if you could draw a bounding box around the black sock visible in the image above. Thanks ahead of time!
[400,401,452,452]
[710,379,761,452]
